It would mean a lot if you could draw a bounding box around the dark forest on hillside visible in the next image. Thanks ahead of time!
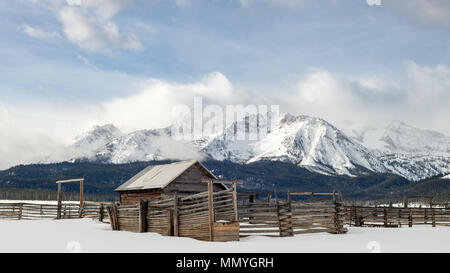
[0,160,449,202]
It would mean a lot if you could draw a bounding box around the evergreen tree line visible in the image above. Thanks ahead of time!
[0,188,118,202]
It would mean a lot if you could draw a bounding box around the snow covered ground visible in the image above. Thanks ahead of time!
[0,219,449,253]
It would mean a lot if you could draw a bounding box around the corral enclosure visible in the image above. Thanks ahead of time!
[2,192,450,243]
[238,191,347,237]
[0,202,80,220]
[108,181,240,242]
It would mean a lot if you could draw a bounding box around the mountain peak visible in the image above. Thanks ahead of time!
[279,113,296,123]
[381,120,450,154]
[73,124,123,150]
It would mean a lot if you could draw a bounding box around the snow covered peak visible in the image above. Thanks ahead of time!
[202,113,386,176]
[73,124,123,151]
[381,121,450,154]
[279,113,296,123]
[254,115,387,175]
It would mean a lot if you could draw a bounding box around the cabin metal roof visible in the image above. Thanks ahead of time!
[115,160,218,192]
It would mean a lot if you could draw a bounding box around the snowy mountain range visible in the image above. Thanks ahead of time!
[346,120,450,181]
[68,114,450,182]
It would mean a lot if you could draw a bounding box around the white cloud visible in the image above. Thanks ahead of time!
[58,62,450,137]
[95,72,255,131]
[279,62,450,135]
[20,24,61,40]
[58,5,141,52]
[0,72,246,168]
[28,0,141,52]
[1,63,450,169]
[80,0,130,20]
[0,103,67,169]
[384,0,450,29]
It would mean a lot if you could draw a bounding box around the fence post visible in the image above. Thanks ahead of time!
[232,183,238,222]
[107,203,119,231]
[139,199,148,233]
[332,197,346,234]
[352,206,356,226]
[408,208,413,227]
[383,208,388,227]
[106,205,114,230]
[345,207,353,226]
[276,196,294,237]
[78,202,84,219]
[56,183,62,219]
[432,209,436,227]
[355,207,363,227]
[207,181,214,242]
[18,204,23,220]
[173,194,179,236]
[424,208,428,224]
[99,203,104,222]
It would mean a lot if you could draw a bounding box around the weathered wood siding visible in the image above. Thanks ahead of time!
[109,189,239,242]
[163,163,225,195]
[119,189,163,205]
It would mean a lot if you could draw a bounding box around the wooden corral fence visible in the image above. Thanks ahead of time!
[79,201,110,223]
[238,191,347,237]
[106,180,241,242]
[0,202,80,220]
[345,205,450,227]
[0,201,112,222]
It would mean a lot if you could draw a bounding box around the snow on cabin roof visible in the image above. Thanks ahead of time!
[115,160,217,192]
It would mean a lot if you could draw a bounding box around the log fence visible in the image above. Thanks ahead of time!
[3,191,449,242]
[0,202,80,220]
[0,201,111,222]
[238,191,347,237]
[344,206,450,227]
[80,201,110,223]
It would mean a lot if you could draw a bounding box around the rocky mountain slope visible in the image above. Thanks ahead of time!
[347,120,450,181]
[68,114,450,181]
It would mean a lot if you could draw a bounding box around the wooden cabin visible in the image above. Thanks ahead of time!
[115,160,227,205]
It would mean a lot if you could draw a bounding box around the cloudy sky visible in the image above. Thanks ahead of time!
[1,0,450,168]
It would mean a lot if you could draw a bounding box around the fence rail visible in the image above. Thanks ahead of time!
[344,206,450,227]
[0,202,80,220]
[80,201,110,223]
[238,192,347,237]
[0,201,112,222]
